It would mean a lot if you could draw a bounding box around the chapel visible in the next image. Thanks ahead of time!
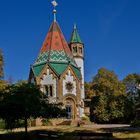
[29,0,85,119]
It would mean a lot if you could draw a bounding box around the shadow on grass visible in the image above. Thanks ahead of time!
[0,128,138,140]
[99,126,140,133]
[99,126,140,140]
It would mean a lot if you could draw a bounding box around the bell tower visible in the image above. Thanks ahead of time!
[69,24,85,100]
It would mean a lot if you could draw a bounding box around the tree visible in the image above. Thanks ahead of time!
[0,49,4,79]
[92,68,126,96]
[90,68,134,123]
[85,82,95,98]
[0,82,66,136]
[123,73,140,104]
[0,83,42,134]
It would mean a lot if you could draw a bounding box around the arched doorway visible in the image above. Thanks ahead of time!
[64,97,76,119]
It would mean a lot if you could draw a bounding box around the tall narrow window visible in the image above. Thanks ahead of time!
[45,85,53,97]
[45,86,49,96]
[50,85,53,97]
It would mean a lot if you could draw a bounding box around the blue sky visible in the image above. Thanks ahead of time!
[0,0,140,82]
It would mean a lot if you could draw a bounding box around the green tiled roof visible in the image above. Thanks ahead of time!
[32,62,81,79]
[50,63,68,75]
[32,63,46,77]
[70,25,83,44]
[71,65,81,79]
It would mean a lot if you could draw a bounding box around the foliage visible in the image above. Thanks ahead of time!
[90,94,134,123]
[90,68,135,123]
[131,119,140,127]
[0,119,5,130]
[81,115,90,122]
[0,49,4,79]
[0,82,42,131]
[42,119,52,126]
[0,82,66,134]
[85,82,95,98]
[92,68,126,96]
[123,73,140,104]
[0,80,8,93]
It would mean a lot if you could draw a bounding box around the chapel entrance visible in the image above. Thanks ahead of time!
[66,105,72,119]
[64,97,76,119]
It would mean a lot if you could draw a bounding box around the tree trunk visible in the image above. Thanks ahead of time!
[25,115,28,136]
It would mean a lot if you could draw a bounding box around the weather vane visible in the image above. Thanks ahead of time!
[51,0,58,21]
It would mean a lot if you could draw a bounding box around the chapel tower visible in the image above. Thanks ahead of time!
[69,25,85,100]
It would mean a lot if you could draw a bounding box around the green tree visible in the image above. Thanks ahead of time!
[0,82,66,136]
[90,68,134,123]
[85,82,95,98]
[0,83,42,134]
[92,68,126,96]
[123,73,140,104]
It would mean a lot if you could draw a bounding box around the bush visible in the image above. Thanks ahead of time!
[79,115,91,125]
[0,119,5,129]
[42,118,52,126]
[131,119,140,127]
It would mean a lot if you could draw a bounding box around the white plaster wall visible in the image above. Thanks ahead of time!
[40,69,56,97]
[63,70,76,96]
[75,58,85,99]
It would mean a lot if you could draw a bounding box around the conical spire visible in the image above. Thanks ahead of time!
[31,1,81,79]
[34,21,77,67]
[70,24,83,44]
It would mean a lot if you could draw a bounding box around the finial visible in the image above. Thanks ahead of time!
[74,24,77,30]
[51,0,58,22]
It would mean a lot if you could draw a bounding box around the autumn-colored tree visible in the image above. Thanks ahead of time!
[90,68,134,123]
[92,68,126,96]
[85,82,95,98]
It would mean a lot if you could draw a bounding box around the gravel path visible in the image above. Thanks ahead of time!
[84,124,130,129]
[83,124,140,131]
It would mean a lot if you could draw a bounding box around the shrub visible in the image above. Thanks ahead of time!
[0,119,5,129]
[131,119,140,127]
[81,115,90,122]
[42,118,52,126]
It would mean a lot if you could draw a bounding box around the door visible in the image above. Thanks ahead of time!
[66,105,72,119]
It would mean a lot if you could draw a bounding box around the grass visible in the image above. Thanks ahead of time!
[0,125,140,140]
[114,132,140,140]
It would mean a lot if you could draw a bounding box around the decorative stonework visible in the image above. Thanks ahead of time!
[65,82,74,92]
[63,69,76,96]
[40,68,56,97]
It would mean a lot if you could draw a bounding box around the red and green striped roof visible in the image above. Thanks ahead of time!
[31,21,81,79]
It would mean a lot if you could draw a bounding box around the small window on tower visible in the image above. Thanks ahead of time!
[79,47,83,54]
[73,46,77,53]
